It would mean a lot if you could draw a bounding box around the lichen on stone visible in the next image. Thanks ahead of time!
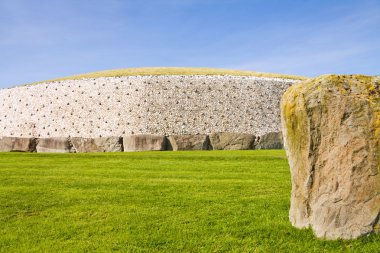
[281,74,380,240]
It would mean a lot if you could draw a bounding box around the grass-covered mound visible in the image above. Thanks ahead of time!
[0,151,378,252]
[32,67,306,85]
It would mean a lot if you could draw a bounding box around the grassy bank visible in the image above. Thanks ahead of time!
[0,151,378,252]
[27,67,306,85]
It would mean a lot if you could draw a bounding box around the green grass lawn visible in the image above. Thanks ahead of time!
[0,150,378,252]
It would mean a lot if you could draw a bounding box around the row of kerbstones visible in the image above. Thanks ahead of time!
[0,132,283,153]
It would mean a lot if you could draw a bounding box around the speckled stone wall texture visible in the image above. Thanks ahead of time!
[0,75,298,138]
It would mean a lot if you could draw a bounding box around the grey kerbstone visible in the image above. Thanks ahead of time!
[0,137,37,152]
[71,137,122,152]
[255,132,283,149]
[123,134,167,152]
[36,137,73,153]
[167,134,212,151]
[209,132,255,150]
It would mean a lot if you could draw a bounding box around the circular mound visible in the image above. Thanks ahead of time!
[0,68,302,138]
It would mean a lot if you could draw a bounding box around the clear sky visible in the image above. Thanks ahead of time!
[0,0,379,88]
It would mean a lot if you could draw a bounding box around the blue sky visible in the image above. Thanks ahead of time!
[0,0,379,88]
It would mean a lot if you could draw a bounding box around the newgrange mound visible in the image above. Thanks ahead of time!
[0,67,304,141]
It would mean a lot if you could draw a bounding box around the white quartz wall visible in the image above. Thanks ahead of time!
[0,75,298,138]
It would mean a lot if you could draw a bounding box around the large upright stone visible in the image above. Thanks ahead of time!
[209,132,255,150]
[255,132,283,149]
[123,135,167,152]
[71,137,122,152]
[281,75,380,239]
[167,135,212,151]
[0,137,37,152]
[36,137,73,153]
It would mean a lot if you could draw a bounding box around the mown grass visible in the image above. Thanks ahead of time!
[0,150,378,252]
[27,67,307,86]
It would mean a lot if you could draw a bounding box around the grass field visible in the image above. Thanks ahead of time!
[0,150,378,252]
[26,67,307,86]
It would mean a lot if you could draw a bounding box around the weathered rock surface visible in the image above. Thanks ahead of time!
[71,137,122,152]
[281,75,380,239]
[36,137,73,153]
[209,132,255,150]
[167,135,212,151]
[0,137,37,152]
[255,132,283,149]
[123,134,167,152]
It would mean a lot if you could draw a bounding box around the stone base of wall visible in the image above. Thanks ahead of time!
[209,132,256,150]
[255,132,283,149]
[36,137,74,153]
[0,132,284,153]
[0,137,37,152]
[167,135,212,151]
[123,135,168,152]
[71,137,123,152]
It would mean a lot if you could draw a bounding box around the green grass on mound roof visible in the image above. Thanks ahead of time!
[32,67,307,85]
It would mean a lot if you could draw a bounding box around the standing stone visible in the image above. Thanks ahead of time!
[123,135,167,152]
[36,137,73,153]
[0,137,37,152]
[255,132,283,149]
[71,137,122,152]
[209,132,255,150]
[281,74,380,239]
[167,135,212,151]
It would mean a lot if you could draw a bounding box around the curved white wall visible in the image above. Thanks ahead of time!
[0,75,298,138]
